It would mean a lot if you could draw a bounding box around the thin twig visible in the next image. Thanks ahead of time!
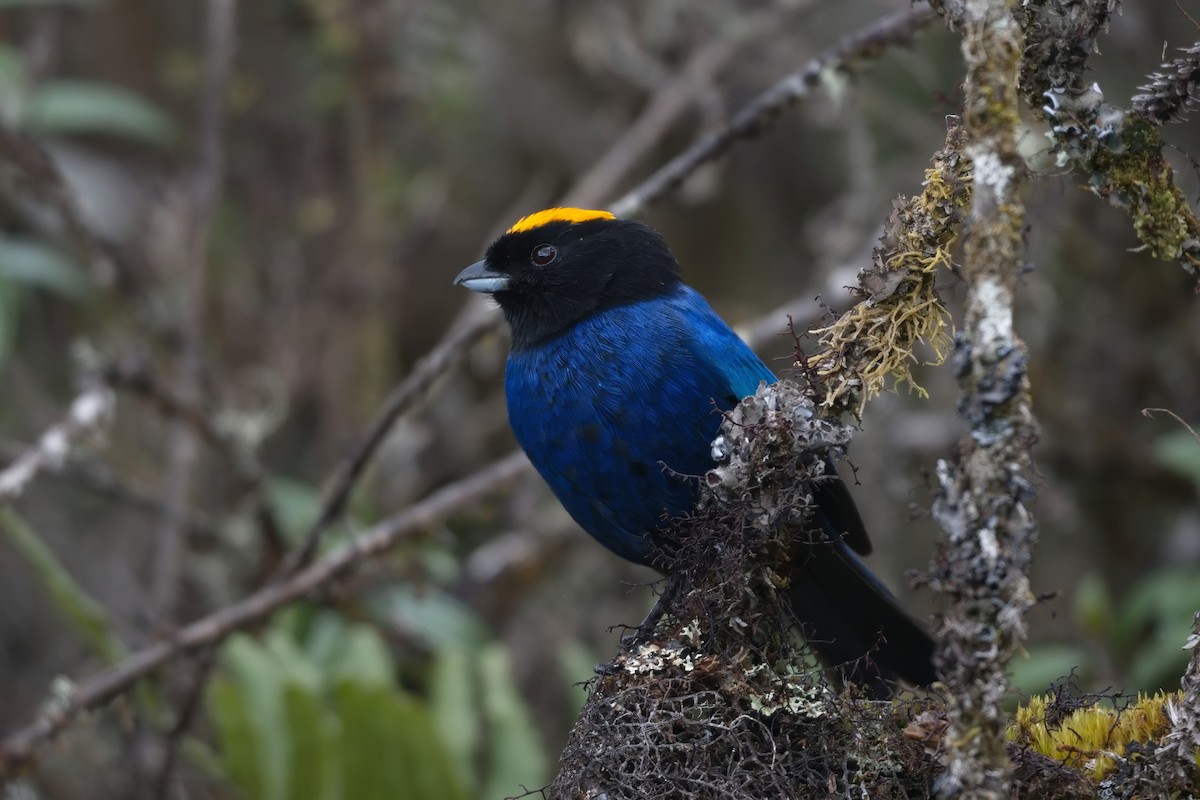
[1143,407,1200,446]
[0,386,115,506]
[609,3,938,218]
[0,450,531,772]
[564,0,817,209]
[151,0,238,624]
[283,304,504,573]
[0,440,223,545]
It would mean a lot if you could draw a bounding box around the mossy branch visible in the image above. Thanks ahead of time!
[1017,0,1200,280]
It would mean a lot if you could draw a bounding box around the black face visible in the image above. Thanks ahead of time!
[470,217,681,350]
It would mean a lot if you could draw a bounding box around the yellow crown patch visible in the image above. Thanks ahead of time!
[506,207,615,234]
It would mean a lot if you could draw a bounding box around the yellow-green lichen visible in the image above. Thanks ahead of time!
[806,126,968,414]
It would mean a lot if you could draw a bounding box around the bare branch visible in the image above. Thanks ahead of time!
[564,0,818,209]
[0,450,531,772]
[609,4,939,218]
[283,304,504,573]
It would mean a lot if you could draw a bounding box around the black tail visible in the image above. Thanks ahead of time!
[787,473,937,698]
[786,539,936,697]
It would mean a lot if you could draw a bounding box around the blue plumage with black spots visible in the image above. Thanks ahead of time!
[455,207,935,694]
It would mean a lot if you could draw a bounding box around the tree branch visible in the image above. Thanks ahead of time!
[609,3,938,218]
[924,1,1038,797]
[563,0,818,210]
[283,304,504,573]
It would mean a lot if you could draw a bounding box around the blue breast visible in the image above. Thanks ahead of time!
[505,285,775,566]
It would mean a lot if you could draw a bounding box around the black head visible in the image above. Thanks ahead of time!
[454,208,681,350]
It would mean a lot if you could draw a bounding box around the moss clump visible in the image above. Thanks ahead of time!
[1007,691,1180,781]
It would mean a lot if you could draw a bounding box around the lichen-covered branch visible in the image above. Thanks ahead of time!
[806,117,969,415]
[923,0,1038,797]
[1015,0,1200,279]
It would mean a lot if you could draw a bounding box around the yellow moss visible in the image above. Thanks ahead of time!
[1007,691,1182,781]
[806,142,968,415]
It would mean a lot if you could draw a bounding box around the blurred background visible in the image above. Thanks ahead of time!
[0,0,1198,797]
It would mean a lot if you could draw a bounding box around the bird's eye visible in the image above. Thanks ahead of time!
[531,244,558,267]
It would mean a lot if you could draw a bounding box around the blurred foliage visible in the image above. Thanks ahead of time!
[21,79,178,146]
[1013,567,1200,696]
[208,608,548,800]
[1156,427,1200,487]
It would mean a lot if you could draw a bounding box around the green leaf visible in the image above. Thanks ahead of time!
[0,509,126,664]
[372,585,487,651]
[325,626,395,689]
[429,646,480,790]
[298,612,395,689]
[1116,568,1200,690]
[0,277,17,370]
[0,236,88,297]
[1155,429,1200,486]
[23,79,178,146]
[334,681,467,800]
[265,477,324,546]
[209,676,267,799]
[1116,569,1200,648]
[0,44,25,121]
[283,684,340,800]
[219,635,290,800]
[478,644,547,800]
[262,629,323,692]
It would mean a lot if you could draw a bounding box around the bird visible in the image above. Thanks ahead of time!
[455,207,936,695]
